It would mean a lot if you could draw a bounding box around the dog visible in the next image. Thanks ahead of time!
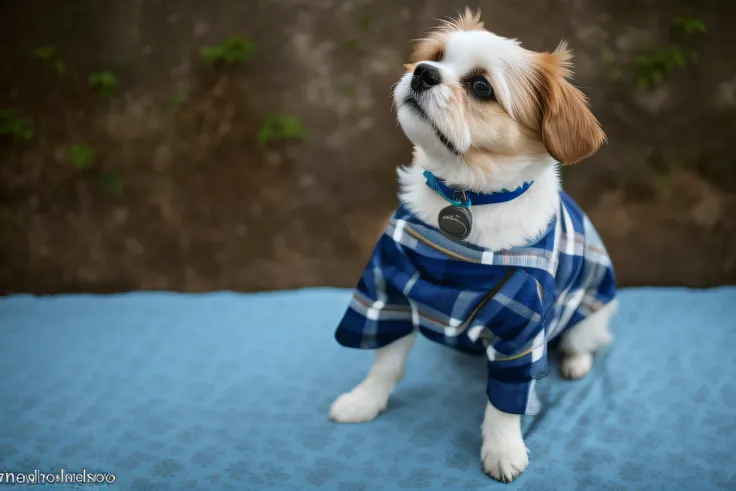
[329,8,618,482]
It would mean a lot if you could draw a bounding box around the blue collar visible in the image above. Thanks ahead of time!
[423,170,534,207]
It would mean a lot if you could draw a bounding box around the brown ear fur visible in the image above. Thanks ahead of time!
[536,45,606,165]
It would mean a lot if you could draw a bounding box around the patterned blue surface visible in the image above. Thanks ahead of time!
[0,287,735,491]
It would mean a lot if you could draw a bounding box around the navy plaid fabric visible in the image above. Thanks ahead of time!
[335,192,617,415]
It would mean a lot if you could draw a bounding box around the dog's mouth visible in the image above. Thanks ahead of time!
[403,97,460,156]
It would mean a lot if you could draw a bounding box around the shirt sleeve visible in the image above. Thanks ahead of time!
[471,269,554,415]
[334,234,415,350]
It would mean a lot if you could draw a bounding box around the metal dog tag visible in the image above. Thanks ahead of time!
[438,205,472,241]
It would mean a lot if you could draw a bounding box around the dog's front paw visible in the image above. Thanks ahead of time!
[481,441,529,483]
[561,352,593,380]
[329,387,387,423]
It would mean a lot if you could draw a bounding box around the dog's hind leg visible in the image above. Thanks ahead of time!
[559,299,618,380]
[329,331,417,423]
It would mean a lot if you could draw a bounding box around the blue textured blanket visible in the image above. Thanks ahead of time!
[1,287,734,491]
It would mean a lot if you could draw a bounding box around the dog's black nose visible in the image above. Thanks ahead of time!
[411,64,441,92]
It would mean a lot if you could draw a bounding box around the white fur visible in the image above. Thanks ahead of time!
[398,151,560,251]
[559,299,618,379]
[481,401,528,482]
[330,27,614,483]
[330,331,417,423]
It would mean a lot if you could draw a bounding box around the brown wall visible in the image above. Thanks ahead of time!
[1,0,734,294]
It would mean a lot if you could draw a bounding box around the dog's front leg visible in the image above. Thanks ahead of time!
[329,331,417,423]
[481,401,528,482]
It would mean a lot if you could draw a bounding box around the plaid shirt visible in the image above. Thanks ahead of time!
[335,192,616,415]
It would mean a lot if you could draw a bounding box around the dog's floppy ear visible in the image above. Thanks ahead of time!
[536,44,606,165]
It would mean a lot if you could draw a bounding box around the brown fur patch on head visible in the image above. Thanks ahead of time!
[464,42,604,166]
[533,43,606,164]
[409,32,447,65]
[458,64,549,172]
[465,95,544,159]
[409,8,485,65]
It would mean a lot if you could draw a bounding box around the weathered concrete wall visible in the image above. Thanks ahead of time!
[0,0,734,293]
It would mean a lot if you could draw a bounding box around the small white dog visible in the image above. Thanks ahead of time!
[329,8,618,482]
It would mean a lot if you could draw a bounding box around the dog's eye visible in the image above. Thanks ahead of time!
[470,76,494,100]
[434,50,444,62]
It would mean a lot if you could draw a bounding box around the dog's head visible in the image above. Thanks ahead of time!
[393,8,606,189]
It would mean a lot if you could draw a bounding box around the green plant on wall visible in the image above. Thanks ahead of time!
[257,115,307,144]
[672,17,706,36]
[32,45,56,60]
[633,16,706,91]
[343,12,373,51]
[358,14,372,31]
[599,47,624,81]
[88,71,117,97]
[201,36,256,65]
[53,59,67,75]
[98,170,124,196]
[634,46,696,90]
[0,109,34,141]
[168,92,186,109]
[32,45,67,75]
[69,144,95,169]
[340,83,357,97]
[342,38,360,51]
